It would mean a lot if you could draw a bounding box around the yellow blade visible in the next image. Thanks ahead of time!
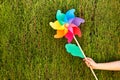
[49,21,65,30]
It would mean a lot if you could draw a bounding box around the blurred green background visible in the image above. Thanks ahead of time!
[0,0,120,80]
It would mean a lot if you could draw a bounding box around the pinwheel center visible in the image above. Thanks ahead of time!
[65,23,69,28]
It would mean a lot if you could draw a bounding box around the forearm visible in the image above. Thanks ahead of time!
[94,61,120,71]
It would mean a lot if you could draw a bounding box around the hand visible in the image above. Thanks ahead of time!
[83,57,97,69]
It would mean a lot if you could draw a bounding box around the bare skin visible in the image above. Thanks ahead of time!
[83,57,120,71]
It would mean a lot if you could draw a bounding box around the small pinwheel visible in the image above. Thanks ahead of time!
[49,9,85,43]
[49,9,98,80]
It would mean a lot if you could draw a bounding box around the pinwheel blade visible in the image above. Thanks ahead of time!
[56,10,65,25]
[64,9,75,22]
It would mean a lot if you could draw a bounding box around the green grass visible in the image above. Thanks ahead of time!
[0,0,120,80]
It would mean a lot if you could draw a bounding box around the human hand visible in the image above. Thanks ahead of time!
[83,57,97,69]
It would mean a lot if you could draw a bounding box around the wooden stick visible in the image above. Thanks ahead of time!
[73,36,98,80]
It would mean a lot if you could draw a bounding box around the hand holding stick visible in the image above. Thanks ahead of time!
[73,36,98,80]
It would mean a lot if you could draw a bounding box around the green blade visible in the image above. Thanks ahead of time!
[65,43,85,58]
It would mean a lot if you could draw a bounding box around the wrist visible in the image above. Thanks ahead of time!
[93,63,99,69]
[93,63,104,70]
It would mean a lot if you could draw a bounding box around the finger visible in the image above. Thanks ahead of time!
[85,61,92,67]
[84,58,91,62]
[83,58,86,61]
[83,57,89,61]
[87,58,93,61]
[85,61,90,67]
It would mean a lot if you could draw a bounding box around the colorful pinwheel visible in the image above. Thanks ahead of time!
[49,9,98,80]
[49,9,85,43]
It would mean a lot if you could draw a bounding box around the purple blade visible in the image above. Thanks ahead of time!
[69,17,85,26]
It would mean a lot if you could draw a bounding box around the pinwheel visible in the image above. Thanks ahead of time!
[49,9,85,43]
[49,9,98,80]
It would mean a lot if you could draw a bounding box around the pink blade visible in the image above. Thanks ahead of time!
[65,30,73,43]
[68,24,82,37]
